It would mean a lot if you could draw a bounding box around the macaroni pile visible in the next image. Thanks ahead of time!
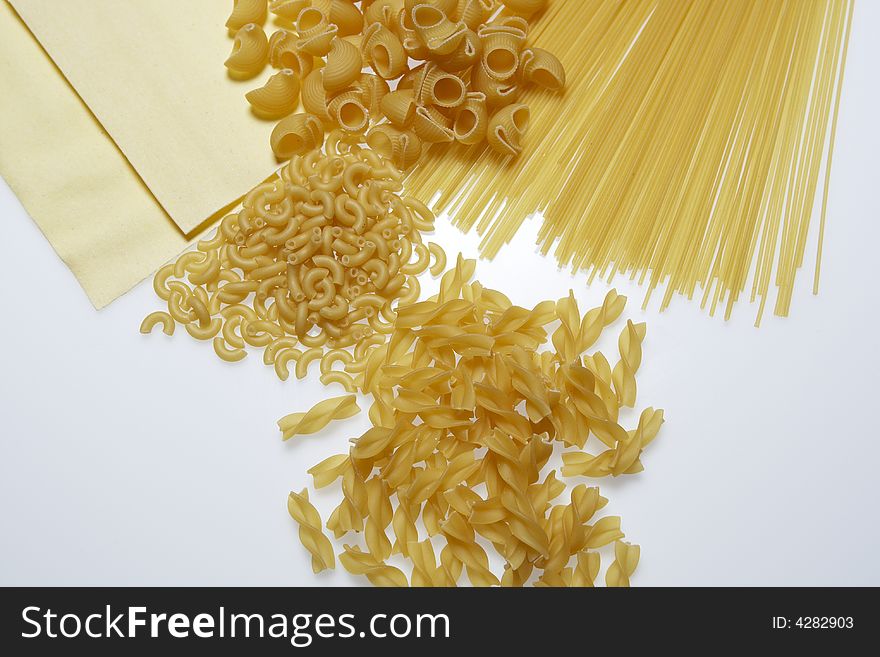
[141,131,445,386]
[283,256,664,586]
[223,0,565,167]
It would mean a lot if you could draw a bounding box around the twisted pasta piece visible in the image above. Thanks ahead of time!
[605,540,640,587]
[339,545,408,586]
[277,394,361,439]
[611,320,646,408]
[288,489,336,573]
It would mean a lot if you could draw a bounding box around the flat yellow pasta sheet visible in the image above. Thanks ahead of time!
[0,1,206,308]
[9,0,278,235]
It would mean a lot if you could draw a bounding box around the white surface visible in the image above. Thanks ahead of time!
[2,3,879,586]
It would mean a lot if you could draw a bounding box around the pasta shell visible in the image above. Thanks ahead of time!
[396,63,425,91]
[412,104,454,143]
[225,23,269,80]
[323,38,363,93]
[226,0,268,31]
[313,0,364,37]
[480,30,522,81]
[271,113,325,160]
[269,0,310,22]
[417,63,466,108]
[519,47,566,90]
[436,28,480,72]
[328,90,370,133]
[364,0,401,29]
[411,4,466,56]
[378,89,414,127]
[354,73,391,119]
[453,91,488,145]
[486,103,529,156]
[302,69,332,120]
[246,69,301,119]
[454,0,493,31]
[363,23,408,80]
[268,30,315,76]
[367,124,422,170]
[499,0,547,18]
[471,61,519,109]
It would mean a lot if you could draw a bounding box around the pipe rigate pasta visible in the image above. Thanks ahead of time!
[453,91,488,145]
[226,0,268,32]
[366,124,422,171]
[270,112,324,160]
[246,69,300,119]
[518,47,565,90]
[412,105,454,143]
[362,23,408,80]
[455,0,493,31]
[416,63,467,108]
[486,103,529,156]
[410,3,466,56]
[499,0,548,18]
[268,29,314,76]
[225,23,269,79]
[323,38,363,93]
[327,90,370,133]
[313,0,364,37]
[380,89,417,128]
[269,0,310,21]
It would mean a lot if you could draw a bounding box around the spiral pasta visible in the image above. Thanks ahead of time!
[277,394,360,439]
[288,489,337,573]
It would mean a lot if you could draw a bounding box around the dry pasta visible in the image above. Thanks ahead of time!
[226,0,268,32]
[287,489,337,573]
[407,0,854,323]
[278,256,664,586]
[225,23,269,80]
[222,0,566,164]
[278,394,360,439]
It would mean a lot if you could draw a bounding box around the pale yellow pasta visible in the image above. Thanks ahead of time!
[453,91,488,144]
[246,69,300,119]
[417,64,467,108]
[412,105,454,143]
[301,69,332,120]
[327,91,370,133]
[296,7,339,56]
[611,320,646,408]
[353,73,390,119]
[605,541,640,587]
[278,394,360,439]
[270,112,325,160]
[140,311,175,336]
[499,0,547,18]
[225,23,269,80]
[455,0,493,31]
[380,89,417,128]
[480,29,522,81]
[268,29,314,76]
[410,3,466,56]
[486,103,529,156]
[288,489,336,573]
[269,0,310,21]
[427,242,447,276]
[363,0,399,29]
[273,347,302,380]
[366,124,422,170]
[313,0,364,37]
[518,46,565,90]
[213,336,247,362]
[323,38,363,93]
[339,545,408,587]
[226,0,268,31]
[471,62,519,109]
[436,28,481,72]
[320,370,358,392]
[362,23,408,80]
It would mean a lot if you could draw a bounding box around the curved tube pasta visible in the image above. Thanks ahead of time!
[519,47,566,90]
[213,336,247,362]
[364,0,399,28]
[436,28,480,72]
[471,62,519,109]
[140,311,175,336]
[366,125,422,170]
[363,23,408,80]
[295,346,325,378]
[455,0,493,31]
[225,23,269,80]
[323,38,363,93]
[288,489,336,573]
[480,29,522,81]
[320,370,358,392]
[296,7,339,56]
[327,91,370,133]
[269,0,310,21]
[380,89,417,128]
[313,0,364,37]
[301,69,332,120]
[486,103,529,156]
[499,0,547,17]
[277,394,361,439]
[427,242,447,276]
[417,64,466,108]
[354,73,390,119]
[274,347,302,380]
[412,105,454,143]
[453,91,488,144]
[268,29,314,76]
[270,113,325,161]
[246,69,300,119]
[226,0,268,31]
[410,3,466,56]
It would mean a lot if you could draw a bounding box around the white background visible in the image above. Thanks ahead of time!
[2,2,879,586]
